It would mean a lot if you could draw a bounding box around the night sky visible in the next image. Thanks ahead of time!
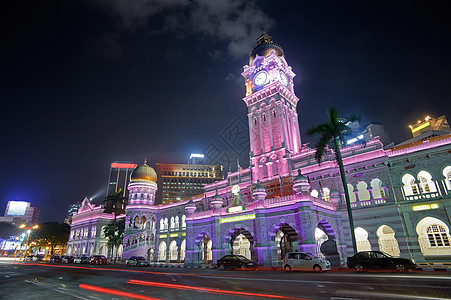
[1,0,450,222]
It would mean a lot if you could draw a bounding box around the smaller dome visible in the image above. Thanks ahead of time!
[249,32,284,65]
[130,160,157,182]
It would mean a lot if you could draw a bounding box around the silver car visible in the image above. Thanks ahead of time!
[283,252,331,272]
[125,256,150,267]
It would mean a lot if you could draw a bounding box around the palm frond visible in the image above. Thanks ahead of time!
[306,123,332,136]
[314,133,332,164]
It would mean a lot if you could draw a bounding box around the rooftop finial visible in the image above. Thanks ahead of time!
[144,157,147,164]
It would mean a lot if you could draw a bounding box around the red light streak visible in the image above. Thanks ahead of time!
[128,279,307,299]
[79,284,160,300]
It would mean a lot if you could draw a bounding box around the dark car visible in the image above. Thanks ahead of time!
[49,255,63,263]
[347,251,416,271]
[216,255,258,270]
[90,255,108,265]
[74,256,90,264]
[62,255,75,264]
[125,256,151,267]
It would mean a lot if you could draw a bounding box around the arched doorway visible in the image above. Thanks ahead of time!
[355,227,372,252]
[147,247,154,261]
[230,228,254,260]
[180,240,186,262]
[377,225,400,257]
[158,241,167,261]
[200,235,212,265]
[275,223,298,262]
[316,221,340,266]
[169,240,178,262]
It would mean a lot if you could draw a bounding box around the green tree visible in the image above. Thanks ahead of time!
[102,218,125,259]
[104,189,125,262]
[31,222,70,255]
[307,107,361,254]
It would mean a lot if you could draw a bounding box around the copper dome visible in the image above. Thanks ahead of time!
[130,161,157,182]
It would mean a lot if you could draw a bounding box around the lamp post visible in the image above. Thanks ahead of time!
[20,224,39,260]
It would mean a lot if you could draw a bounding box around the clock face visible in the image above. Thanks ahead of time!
[254,71,268,86]
[280,71,288,86]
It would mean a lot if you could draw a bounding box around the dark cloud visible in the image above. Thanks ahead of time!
[93,0,274,57]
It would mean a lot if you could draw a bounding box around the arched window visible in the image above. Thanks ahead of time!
[169,240,178,261]
[272,110,277,118]
[164,218,168,230]
[376,225,400,257]
[370,178,385,199]
[158,241,167,261]
[182,215,186,229]
[322,188,330,202]
[180,239,186,261]
[141,216,146,229]
[416,217,451,256]
[402,174,419,196]
[355,227,371,252]
[347,184,357,202]
[160,219,164,232]
[263,113,266,122]
[417,170,437,193]
[310,189,319,198]
[175,216,180,229]
[253,118,257,126]
[357,181,371,201]
[443,166,451,190]
[170,216,175,230]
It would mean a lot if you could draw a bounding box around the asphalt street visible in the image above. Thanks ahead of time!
[0,261,450,300]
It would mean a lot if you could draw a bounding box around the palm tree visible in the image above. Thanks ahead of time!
[307,107,360,254]
[104,188,125,263]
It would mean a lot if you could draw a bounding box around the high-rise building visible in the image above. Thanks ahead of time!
[397,115,451,146]
[106,162,138,197]
[0,201,39,225]
[156,155,224,204]
[64,201,82,225]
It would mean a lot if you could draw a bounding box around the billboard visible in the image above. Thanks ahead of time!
[5,201,29,216]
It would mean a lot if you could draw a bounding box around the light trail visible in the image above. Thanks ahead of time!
[128,279,307,299]
[79,284,161,300]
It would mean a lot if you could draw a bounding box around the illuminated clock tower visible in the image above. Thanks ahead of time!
[242,32,301,181]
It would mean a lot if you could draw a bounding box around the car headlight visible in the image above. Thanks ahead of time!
[411,259,416,264]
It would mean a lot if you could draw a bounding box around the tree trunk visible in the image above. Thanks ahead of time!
[333,136,358,254]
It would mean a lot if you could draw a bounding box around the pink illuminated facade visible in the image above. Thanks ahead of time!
[68,33,451,267]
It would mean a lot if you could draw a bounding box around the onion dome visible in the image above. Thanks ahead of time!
[210,189,224,209]
[292,169,310,195]
[130,158,157,182]
[252,180,267,201]
[249,32,284,65]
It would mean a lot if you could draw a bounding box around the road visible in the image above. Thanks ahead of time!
[0,261,450,300]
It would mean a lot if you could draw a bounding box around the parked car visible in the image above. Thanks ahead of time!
[216,255,259,270]
[74,256,90,264]
[347,251,416,271]
[49,255,62,263]
[283,252,331,272]
[90,255,108,265]
[125,256,151,267]
[62,255,75,264]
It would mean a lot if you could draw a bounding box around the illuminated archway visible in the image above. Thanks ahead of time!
[158,241,167,261]
[416,217,451,256]
[376,225,400,257]
[169,240,178,262]
[274,223,298,261]
[180,240,186,261]
[355,227,371,252]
